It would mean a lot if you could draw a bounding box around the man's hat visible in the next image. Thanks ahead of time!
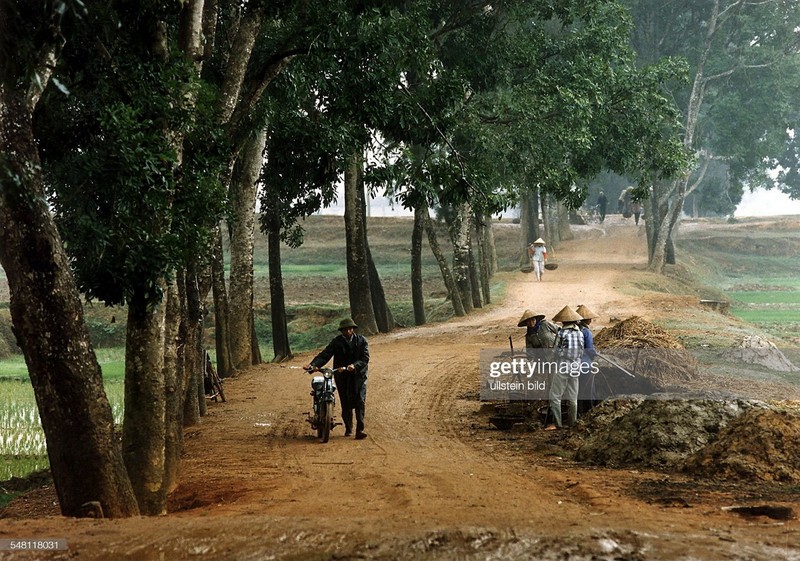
[533,238,546,245]
[551,305,582,324]
[338,317,358,330]
[517,309,546,327]
[575,305,599,320]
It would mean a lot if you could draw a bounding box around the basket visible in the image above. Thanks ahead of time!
[544,262,558,270]
[520,264,534,273]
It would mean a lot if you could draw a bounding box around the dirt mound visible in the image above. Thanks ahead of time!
[574,397,765,469]
[682,408,800,483]
[728,335,798,372]
[594,316,683,349]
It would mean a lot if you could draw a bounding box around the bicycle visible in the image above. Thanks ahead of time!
[582,204,601,224]
[204,351,226,403]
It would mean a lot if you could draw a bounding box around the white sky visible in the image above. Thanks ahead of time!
[316,185,800,218]
[734,187,800,217]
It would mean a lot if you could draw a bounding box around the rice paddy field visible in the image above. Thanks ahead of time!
[0,352,125,481]
[727,280,800,339]
[678,218,800,347]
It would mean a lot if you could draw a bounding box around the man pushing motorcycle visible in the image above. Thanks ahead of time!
[304,318,370,440]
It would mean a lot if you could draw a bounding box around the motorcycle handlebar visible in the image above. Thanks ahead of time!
[304,366,346,374]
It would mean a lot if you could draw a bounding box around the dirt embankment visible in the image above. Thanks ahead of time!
[1,217,799,561]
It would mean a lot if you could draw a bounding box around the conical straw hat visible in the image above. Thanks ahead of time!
[533,238,546,245]
[551,305,582,323]
[517,309,546,327]
[575,304,599,320]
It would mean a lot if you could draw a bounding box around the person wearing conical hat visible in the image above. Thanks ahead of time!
[545,306,584,431]
[527,238,548,281]
[517,309,557,349]
[575,305,599,412]
[304,318,370,439]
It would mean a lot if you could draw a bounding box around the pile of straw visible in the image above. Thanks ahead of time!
[594,316,683,349]
[593,317,696,387]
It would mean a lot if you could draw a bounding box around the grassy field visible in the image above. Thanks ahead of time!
[677,219,800,344]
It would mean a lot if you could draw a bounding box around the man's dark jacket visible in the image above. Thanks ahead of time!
[310,333,369,377]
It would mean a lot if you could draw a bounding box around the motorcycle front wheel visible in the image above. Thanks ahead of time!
[319,400,332,443]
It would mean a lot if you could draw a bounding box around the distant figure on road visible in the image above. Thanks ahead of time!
[528,238,548,281]
[545,306,584,431]
[631,200,642,225]
[619,186,634,217]
[517,309,558,349]
[305,318,370,440]
[596,191,608,222]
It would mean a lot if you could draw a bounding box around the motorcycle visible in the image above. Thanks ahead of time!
[303,366,342,442]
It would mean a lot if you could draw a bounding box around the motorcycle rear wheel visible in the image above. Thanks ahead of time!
[319,401,332,443]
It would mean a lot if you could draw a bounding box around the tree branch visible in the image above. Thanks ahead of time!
[685,150,712,197]
[25,44,57,111]
[428,1,493,42]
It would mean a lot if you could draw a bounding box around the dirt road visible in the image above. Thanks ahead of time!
[2,219,798,560]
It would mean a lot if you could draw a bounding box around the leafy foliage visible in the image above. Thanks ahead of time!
[628,0,800,202]
[35,2,226,309]
[366,0,688,215]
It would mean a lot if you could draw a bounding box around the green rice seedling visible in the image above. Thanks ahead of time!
[0,377,125,480]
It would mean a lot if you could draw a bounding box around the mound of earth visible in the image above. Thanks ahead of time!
[574,396,766,469]
[728,335,798,372]
[682,408,800,483]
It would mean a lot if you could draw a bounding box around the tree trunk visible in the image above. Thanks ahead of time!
[519,193,533,268]
[250,310,262,364]
[468,243,482,309]
[557,202,573,242]
[209,7,262,378]
[178,272,205,427]
[483,213,498,275]
[519,188,540,262]
[344,149,378,334]
[540,193,553,248]
[188,265,207,419]
[367,245,396,332]
[475,216,492,304]
[361,182,395,333]
[161,278,183,498]
[448,202,474,313]
[647,0,719,273]
[123,289,168,516]
[411,205,426,325]
[422,202,465,317]
[266,212,292,361]
[0,90,139,518]
[666,236,676,265]
[211,227,233,378]
[228,128,266,370]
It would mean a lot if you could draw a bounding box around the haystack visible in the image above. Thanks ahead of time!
[593,316,697,388]
[594,316,683,349]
